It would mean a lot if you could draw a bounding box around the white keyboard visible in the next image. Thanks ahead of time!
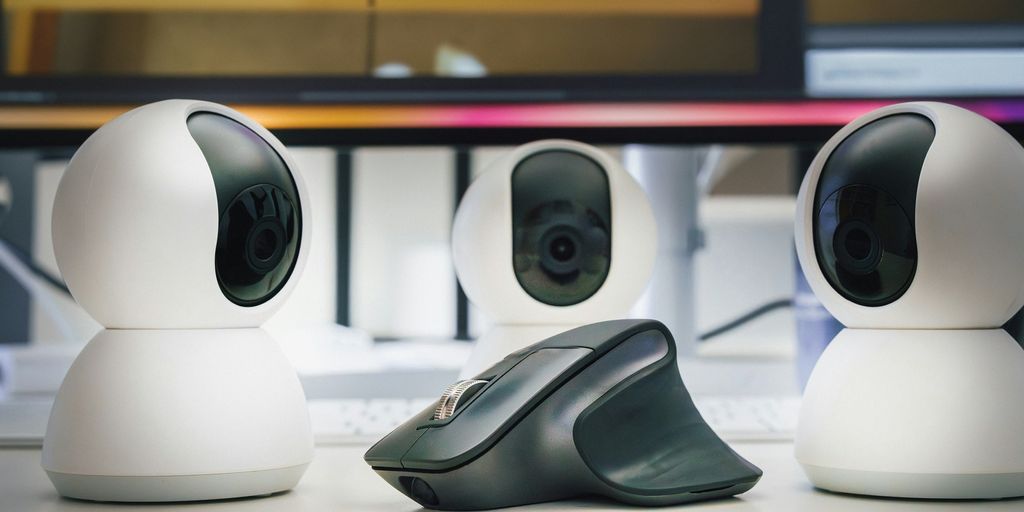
[308,396,801,445]
[308,398,438,445]
[693,396,801,442]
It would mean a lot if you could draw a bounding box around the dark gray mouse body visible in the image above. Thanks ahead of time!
[364,319,762,510]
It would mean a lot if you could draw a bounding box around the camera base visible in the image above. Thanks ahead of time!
[796,328,1024,499]
[42,328,313,502]
[45,463,308,503]
[801,464,1024,500]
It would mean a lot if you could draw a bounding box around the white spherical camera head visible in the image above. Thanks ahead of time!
[452,140,656,376]
[452,139,656,326]
[43,100,313,502]
[52,99,310,329]
[794,102,1024,499]
[795,101,1024,329]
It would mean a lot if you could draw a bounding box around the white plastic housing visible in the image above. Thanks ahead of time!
[52,99,311,329]
[452,139,656,326]
[794,102,1024,499]
[42,328,314,502]
[43,100,313,502]
[796,328,1024,499]
[795,102,1024,329]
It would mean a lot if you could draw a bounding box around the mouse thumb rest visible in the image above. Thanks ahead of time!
[574,341,762,505]
[365,319,762,510]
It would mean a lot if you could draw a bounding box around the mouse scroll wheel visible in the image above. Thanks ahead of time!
[433,379,488,421]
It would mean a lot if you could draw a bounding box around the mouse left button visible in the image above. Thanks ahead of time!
[402,347,591,471]
[364,403,434,469]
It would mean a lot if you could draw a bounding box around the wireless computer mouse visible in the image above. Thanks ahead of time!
[364,319,762,510]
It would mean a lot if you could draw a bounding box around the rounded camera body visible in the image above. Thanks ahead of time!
[795,102,1024,499]
[52,99,309,328]
[42,100,313,502]
[796,102,1024,328]
[453,140,656,373]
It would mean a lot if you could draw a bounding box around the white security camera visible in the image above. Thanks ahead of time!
[42,100,313,502]
[453,140,656,375]
[794,102,1024,499]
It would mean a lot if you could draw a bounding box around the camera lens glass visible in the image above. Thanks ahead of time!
[816,185,916,305]
[188,111,303,307]
[832,219,882,275]
[252,227,279,262]
[513,200,610,305]
[216,184,299,304]
[549,235,575,262]
[842,227,871,260]
[539,227,582,274]
[244,217,287,273]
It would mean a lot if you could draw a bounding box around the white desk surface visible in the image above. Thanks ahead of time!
[2,442,1021,512]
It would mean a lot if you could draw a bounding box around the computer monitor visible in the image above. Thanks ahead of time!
[0,0,802,104]
[1,0,1022,147]
[805,0,1024,98]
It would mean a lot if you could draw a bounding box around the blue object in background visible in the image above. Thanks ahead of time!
[794,258,843,391]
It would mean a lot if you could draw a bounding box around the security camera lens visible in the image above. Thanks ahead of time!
[513,200,610,305]
[537,226,585,278]
[815,185,916,306]
[216,184,299,306]
[831,220,883,276]
[844,228,871,261]
[252,228,278,261]
[549,235,576,262]
[244,219,287,273]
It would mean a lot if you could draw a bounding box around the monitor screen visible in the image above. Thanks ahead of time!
[805,0,1024,97]
[0,0,801,104]
[4,1,761,79]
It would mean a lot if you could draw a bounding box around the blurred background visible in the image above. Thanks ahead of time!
[0,1,1022,434]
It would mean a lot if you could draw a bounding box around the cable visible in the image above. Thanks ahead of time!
[0,236,78,341]
[698,298,794,342]
[0,236,70,296]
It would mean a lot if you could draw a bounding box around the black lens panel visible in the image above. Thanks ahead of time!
[511,150,612,306]
[187,112,302,306]
[514,201,610,301]
[816,185,916,305]
[812,113,934,307]
[215,184,299,304]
